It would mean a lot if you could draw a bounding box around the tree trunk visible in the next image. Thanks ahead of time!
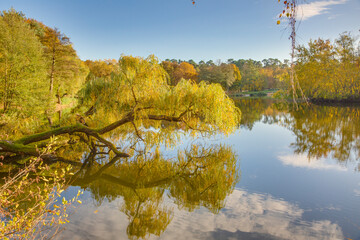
[49,40,56,94]
[4,58,8,112]
[57,92,62,126]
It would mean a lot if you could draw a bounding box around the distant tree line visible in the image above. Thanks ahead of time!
[161,57,289,92]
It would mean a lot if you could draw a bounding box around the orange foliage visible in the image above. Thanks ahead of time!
[161,61,198,85]
[84,59,119,78]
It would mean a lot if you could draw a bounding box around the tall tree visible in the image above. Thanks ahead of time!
[0,9,47,115]
[28,20,88,124]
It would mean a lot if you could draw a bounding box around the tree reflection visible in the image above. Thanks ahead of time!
[235,98,360,167]
[234,98,282,130]
[68,143,239,239]
[287,104,360,164]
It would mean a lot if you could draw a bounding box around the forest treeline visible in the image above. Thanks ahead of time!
[160,57,288,92]
[84,55,289,92]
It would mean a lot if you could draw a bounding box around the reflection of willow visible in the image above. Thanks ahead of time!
[69,143,239,240]
[286,104,360,164]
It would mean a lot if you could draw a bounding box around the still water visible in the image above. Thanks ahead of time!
[60,99,360,240]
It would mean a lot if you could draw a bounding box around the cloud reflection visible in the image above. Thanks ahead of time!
[161,189,343,240]
[60,189,344,240]
[278,154,347,171]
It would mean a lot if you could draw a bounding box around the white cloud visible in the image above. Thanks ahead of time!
[297,0,347,20]
[278,153,347,171]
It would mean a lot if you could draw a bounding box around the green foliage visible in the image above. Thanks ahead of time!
[228,58,287,92]
[250,92,267,97]
[198,62,241,90]
[272,89,288,100]
[34,23,88,98]
[232,59,263,91]
[0,9,48,116]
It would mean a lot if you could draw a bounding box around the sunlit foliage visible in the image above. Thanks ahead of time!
[84,59,119,79]
[161,61,198,85]
[0,9,47,116]
[79,55,240,142]
[296,32,360,101]
[27,19,88,124]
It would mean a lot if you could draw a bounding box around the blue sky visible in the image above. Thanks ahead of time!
[1,0,359,62]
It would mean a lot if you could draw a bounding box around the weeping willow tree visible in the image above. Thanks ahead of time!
[0,55,240,161]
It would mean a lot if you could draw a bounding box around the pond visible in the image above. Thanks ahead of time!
[59,98,360,240]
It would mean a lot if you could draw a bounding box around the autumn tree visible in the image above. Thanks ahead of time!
[295,32,360,101]
[0,55,240,239]
[28,19,88,125]
[259,58,287,89]
[0,9,47,116]
[161,60,198,85]
[84,59,119,79]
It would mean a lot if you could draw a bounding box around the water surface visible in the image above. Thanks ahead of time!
[60,98,360,240]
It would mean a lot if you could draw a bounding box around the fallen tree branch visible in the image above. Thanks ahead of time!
[1,112,185,160]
